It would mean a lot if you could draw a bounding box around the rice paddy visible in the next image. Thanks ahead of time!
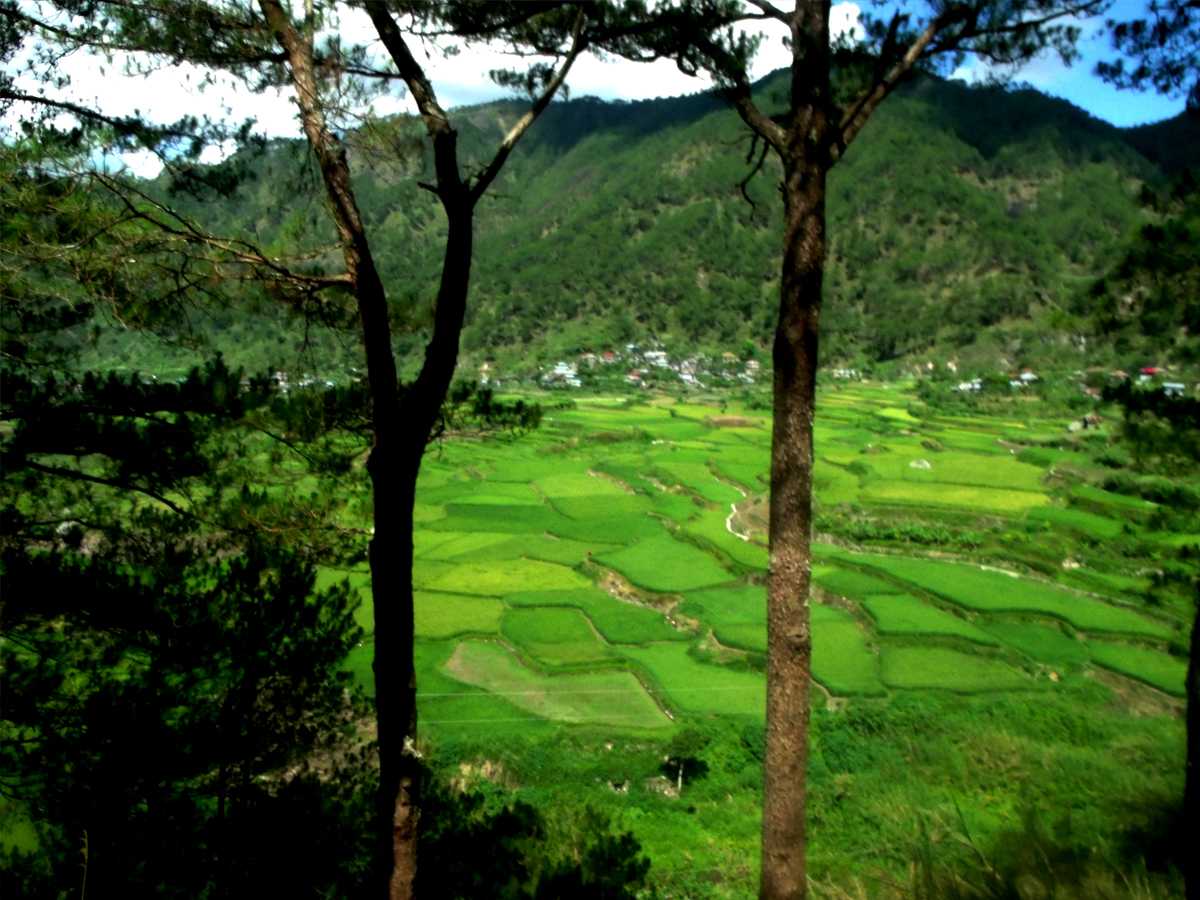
[327,384,1193,732]
[326,382,1192,896]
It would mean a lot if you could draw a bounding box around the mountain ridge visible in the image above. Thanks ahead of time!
[103,70,1199,381]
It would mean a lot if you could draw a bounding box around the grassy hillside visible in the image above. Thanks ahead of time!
[92,72,1196,380]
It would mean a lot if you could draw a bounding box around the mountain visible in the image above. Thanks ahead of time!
[1122,111,1200,176]
[105,71,1199,380]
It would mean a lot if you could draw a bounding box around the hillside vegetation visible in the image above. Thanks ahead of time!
[107,71,1197,382]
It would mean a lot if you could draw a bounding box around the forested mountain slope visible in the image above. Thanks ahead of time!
[123,71,1197,378]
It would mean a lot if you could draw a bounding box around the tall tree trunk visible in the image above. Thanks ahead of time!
[368,445,419,900]
[374,195,473,900]
[1186,591,1199,900]
[760,153,826,900]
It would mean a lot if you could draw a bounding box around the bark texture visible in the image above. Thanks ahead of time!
[1186,593,1199,900]
[758,6,830,897]
[761,154,827,900]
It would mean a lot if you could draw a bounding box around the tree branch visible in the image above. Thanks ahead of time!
[0,88,200,143]
[469,9,588,202]
[744,0,790,24]
[23,459,195,520]
[833,12,950,160]
[89,172,353,291]
[835,1,1105,160]
[362,0,452,138]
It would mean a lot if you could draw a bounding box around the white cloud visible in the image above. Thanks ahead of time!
[116,148,166,179]
[830,3,864,44]
[0,0,870,174]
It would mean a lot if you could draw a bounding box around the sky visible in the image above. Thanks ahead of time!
[4,1,1186,177]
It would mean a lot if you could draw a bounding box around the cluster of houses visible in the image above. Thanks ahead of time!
[269,371,337,393]
[1131,366,1186,396]
[479,350,1196,398]
[516,344,764,390]
[948,363,1191,398]
[953,369,1039,393]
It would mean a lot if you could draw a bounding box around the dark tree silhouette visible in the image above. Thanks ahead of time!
[1097,0,1200,113]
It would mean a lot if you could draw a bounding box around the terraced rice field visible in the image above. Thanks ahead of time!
[327,383,1191,732]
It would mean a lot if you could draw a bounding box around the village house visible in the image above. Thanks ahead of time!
[542,361,581,388]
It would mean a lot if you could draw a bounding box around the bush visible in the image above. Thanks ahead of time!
[419,778,650,899]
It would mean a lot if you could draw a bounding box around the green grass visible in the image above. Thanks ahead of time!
[549,493,658,521]
[619,643,765,717]
[983,621,1091,666]
[501,607,614,667]
[813,565,904,599]
[0,800,38,853]
[812,605,886,696]
[1058,568,1151,601]
[931,428,1007,454]
[678,585,765,651]
[653,460,743,504]
[876,406,920,423]
[343,640,375,691]
[1028,506,1123,540]
[880,646,1036,692]
[535,470,632,498]
[420,558,591,595]
[461,534,620,567]
[549,511,668,543]
[1071,483,1158,512]
[415,592,504,638]
[838,552,1174,639]
[315,568,374,631]
[439,640,671,728]
[417,531,524,560]
[330,384,1194,897]
[419,479,536,505]
[682,509,770,571]
[859,480,1050,513]
[1156,532,1200,549]
[710,457,767,492]
[814,460,862,506]
[429,502,571,534]
[1087,641,1188,696]
[860,594,998,646]
[504,588,687,644]
[595,534,733,593]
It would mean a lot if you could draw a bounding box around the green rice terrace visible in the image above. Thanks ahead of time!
[328,382,1194,896]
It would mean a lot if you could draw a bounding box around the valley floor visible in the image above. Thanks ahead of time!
[331,382,1192,896]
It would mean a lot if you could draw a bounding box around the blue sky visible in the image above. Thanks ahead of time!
[6,1,1183,176]
[420,2,1187,128]
[422,1,1186,127]
[945,0,1186,127]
